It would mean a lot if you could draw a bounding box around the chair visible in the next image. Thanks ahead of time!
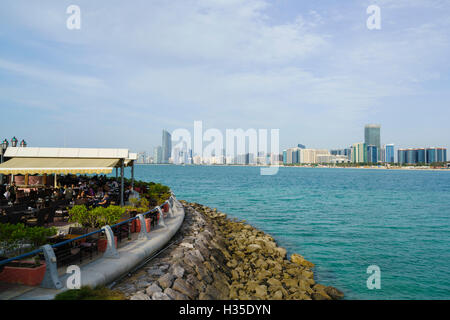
[7,212,24,225]
[25,207,50,227]
[54,242,82,266]
[113,223,130,243]
[45,207,56,226]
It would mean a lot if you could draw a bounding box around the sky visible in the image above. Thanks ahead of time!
[0,0,449,154]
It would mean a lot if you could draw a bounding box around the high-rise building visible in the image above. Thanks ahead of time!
[367,145,378,164]
[426,147,447,164]
[162,130,172,164]
[352,142,367,163]
[398,147,447,165]
[153,146,162,164]
[384,144,395,163]
[365,124,381,159]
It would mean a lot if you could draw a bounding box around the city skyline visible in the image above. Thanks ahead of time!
[0,1,449,152]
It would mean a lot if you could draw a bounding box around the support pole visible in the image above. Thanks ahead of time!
[156,207,166,228]
[137,214,151,240]
[115,167,118,180]
[101,225,120,259]
[40,245,63,289]
[120,159,124,207]
[131,162,135,190]
[54,174,57,188]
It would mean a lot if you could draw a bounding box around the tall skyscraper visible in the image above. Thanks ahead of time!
[153,146,162,164]
[384,144,395,163]
[367,145,378,164]
[364,124,381,150]
[162,130,172,164]
[352,142,367,163]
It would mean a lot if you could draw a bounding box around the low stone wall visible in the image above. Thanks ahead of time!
[115,201,344,300]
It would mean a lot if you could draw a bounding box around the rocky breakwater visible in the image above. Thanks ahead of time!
[114,202,343,300]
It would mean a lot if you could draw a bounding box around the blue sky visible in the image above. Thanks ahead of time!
[0,0,449,153]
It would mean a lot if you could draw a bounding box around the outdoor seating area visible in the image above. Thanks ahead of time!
[0,147,177,292]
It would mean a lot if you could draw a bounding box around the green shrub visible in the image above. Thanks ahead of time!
[0,223,57,257]
[68,205,125,228]
[54,285,126,300]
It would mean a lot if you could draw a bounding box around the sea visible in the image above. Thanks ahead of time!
[122,165,450,300]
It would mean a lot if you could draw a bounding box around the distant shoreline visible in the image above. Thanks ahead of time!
[136,163,450,172]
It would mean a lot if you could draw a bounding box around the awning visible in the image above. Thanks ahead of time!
[0,157,120,175]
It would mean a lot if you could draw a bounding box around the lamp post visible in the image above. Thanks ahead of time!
[11,136,18,148]
[1,139,8,185]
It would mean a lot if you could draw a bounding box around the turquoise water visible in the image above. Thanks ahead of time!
[125,165,450,300]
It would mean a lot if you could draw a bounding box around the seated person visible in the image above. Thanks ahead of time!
[96,193,110,208]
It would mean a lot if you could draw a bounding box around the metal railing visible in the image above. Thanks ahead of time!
[0,197,174,268]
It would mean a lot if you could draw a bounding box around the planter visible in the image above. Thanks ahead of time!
[134,218,151,233]
[0,256,7,273]
[97,236,118,252]
[0,261,46,286]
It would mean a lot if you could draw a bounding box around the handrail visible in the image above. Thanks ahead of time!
[0,199,171,267]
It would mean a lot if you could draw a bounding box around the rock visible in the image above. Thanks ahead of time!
[267,278,282,287]
[291,253,315,268]
[165,287,189,300]
[171,264,185,278]
[199,292,214,300]
[205,284,222,300]
[180,242,194,249]
[145,283,162,296]
[136,280,151,289]
[247,244,262,252]
[254,285,267,299]
[196,265,213,284]
[274,247,287,259]
[159,264,170,271]
[147,268,164,277]
[172,278,197,300]
[130,292,151,300]
[191,249,205,262]
[152,292,172,300]
[157,273,175,289]
[324,286,344,300]
[311,291,332,300]
[273,290,283,300]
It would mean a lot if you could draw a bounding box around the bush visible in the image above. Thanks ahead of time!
[0,223,57,258]
[54,285,126,300]
[68,205,126,228]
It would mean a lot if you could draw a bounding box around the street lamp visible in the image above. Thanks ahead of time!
[11,136,18,148]
[20,140,27,148]
[0,139,8,185]
[1,139,8,151]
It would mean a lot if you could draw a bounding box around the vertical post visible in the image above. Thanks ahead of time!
[0,149,3,185]
[131,162,135,190]
[120,159,124,207]
[25,174,29,186]
[115,167,118,180]
[101,226,120,259]
[54,174,57,188]
[40,245,63,289]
